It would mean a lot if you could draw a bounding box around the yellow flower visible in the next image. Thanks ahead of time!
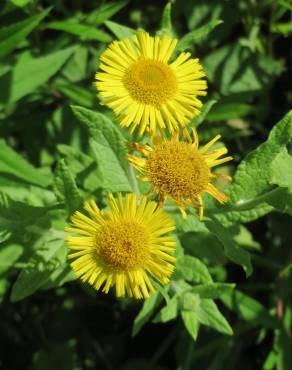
[127,129,232,220]
[95,31,207,136]
[65,193,176,299]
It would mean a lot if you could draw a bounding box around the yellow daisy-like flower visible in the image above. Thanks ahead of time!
[127,129,233,220]
[95,31,207,136]
[65,193,176,299]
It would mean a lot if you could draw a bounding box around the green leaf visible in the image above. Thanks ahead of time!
[10,239,66,302]
[204,42,283,95]
[189,100,217,128]
[205,218,252,277]
[176,20,223,52]
[191,283,235,299]
[0,46,76,104]
[206,102,254,121]
[221,290,279,329]
[0,191,50,235]
[153,296,179,323]
[132,292,162,337]
[90,139,131,192]
[0,244,23,274]
[215,111,292,224]
[86,0,129,25]
[54,159,82,216]
[53,83,95,107]
[72,106,131,192]
[181,310,199,341]
[269,148,292,191]
[47,21,112,42]
[160,2,173,36]
[0,9,50,59]
[0,140,51,187]
[105,20,135,40]
[176,255,213,283]
[197,299,233,335]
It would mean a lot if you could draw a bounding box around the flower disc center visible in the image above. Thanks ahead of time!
[147,141,210,199]
[123,59,177,106]
[96,220,150,270]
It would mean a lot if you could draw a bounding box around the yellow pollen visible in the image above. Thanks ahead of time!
[96,220,150,270]
[146,141,210,199]
[123,58,177,107]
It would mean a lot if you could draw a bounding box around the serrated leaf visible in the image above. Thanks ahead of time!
[10,239,65,302]
[72,106,131,192]
[132,292,162,337]
[0,140,51,187]
[205,218,252,277]
[269,148,292,191]
[197,299,233,335]
[47,21,112,42]
[0,9,50,59]
[176,255,213,283]
[0,46,76,104]
[105,20,134,40]
[54,159,82,215]
[176,20,223,52]
[181,310,199,341]
[214,111,292,225]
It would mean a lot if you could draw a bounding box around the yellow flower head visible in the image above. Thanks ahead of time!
[95,31,207,136]
[65,193,176,299]
[127,129,233,220]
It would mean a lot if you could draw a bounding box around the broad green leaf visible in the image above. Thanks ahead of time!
[221,290,279,329]
[47,21,112,42]
[54,159,82,216]
[10,0,33,6]
[181,310,199,341]
[0,191,50,234]
[197,299,233,335]
[54,83,95,107]
[0,9,50,59]
[0,46,76,104]
[153,296,179,323]
[269,148,292,191]
[176,20,223,52]
[86,0,129,25]
[205,218,252,277]
[72,106,131,192]
[132,292,162,337]
[0,140,51,187]
[90,138,132,192]
[105,20,135,40]
[61,46,88,83]
[0,244,23,274]
[176,255,213,283]
[214,111,292,224]
[191,283,235,299]
[10,239,66,302]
